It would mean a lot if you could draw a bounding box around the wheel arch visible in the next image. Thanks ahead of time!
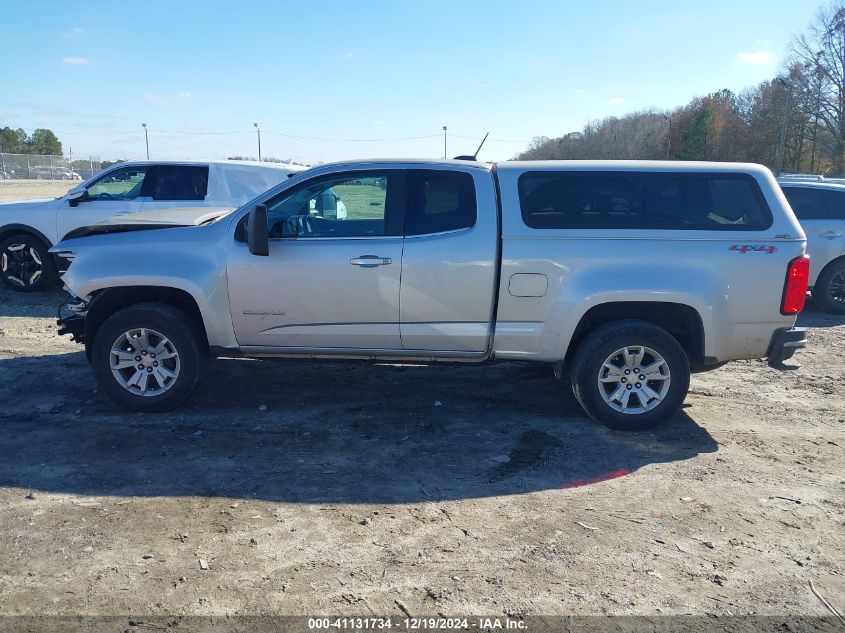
[0,224,53,249]
[84,286,209,359]
[563,301,706,370]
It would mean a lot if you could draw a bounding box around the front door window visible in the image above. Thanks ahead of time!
[265,174,391,238]
[85,167,148,201]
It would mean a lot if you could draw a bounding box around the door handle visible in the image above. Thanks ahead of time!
[350,255,392,267]
[820,230,842,240]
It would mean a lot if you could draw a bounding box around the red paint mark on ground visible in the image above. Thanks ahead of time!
[561,468,631,489]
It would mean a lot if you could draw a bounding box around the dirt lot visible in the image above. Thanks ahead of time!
[0,285,842,620]
[0,180,74,202]
[0,181,842,622]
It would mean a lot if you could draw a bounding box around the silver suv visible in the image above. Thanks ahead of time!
[53,160,808,430]
[778,177,845,313]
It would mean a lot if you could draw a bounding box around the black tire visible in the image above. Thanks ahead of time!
[90,303,205,412]
[0,234,58,292]
[812,259,845,314]
[570,319,690,431]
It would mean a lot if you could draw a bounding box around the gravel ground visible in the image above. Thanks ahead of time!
[0,180,74,202]
[0,182,842,622]
[0,285,841,620]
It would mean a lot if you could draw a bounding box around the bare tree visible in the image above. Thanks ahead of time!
[788,2,845,174]
[515,1,845,174]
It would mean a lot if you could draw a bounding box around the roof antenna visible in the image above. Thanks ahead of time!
[453,132,489,161]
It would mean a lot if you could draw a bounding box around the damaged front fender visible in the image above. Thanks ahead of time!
[56,291,90,343]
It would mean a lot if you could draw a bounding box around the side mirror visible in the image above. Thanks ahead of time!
[247,204,269,256]
[317,192,338,219]
[67,188,88,207]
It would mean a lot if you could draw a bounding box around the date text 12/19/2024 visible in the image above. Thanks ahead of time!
[308,617,526,630]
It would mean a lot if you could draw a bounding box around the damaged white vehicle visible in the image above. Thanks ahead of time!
[0,160,304,291]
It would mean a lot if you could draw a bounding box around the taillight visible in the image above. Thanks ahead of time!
[781,255,810,314]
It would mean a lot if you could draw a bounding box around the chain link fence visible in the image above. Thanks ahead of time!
[0,153,103,181]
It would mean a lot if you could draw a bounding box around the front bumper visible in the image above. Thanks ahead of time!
[56,292,88,343]
[766,327,807,367]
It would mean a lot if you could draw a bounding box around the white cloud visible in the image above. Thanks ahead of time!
[144,92,195,108]
[62,56,89,65]
[608,97,625,105]
[736,51,772,65]
[343,52,354,59]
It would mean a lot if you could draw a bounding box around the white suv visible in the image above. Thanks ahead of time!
[778,177,845,313]
[0,160,303,291]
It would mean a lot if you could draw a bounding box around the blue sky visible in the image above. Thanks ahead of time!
[0,0,830,163]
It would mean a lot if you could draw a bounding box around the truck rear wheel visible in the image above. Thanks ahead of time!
[570,320,690,431]
[90,303,204,412]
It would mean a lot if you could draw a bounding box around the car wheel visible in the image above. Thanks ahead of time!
[571,319,690,431]
[0,234,58,292]
[90,303,205,412]
[812,259,845,315]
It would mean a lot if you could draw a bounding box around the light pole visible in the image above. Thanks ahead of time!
[141,123,149,160]
[254,122,262,161]
[663,115,672,159]
[442,126,447,159]
[776,78,793,175]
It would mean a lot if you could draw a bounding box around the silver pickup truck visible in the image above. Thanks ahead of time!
[53,159,809,430]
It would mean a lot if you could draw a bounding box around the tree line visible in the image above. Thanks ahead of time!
[0,127,62,156]
[517,2,845,176]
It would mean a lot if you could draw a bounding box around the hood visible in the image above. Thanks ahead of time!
[0,198,57,211]
[62,206,235,239]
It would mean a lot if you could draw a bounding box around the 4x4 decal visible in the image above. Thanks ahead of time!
[729,244,777,254]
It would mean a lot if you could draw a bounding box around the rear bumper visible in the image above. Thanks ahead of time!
[766,327,807,367]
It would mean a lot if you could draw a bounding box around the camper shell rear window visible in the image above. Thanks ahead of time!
[518,171,773,231]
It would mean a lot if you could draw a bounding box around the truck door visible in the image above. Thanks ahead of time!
[399,167,499,353]
[227,170,405,350]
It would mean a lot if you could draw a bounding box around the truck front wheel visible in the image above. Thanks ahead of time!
[570,320,690,431]
[90,303,204,412]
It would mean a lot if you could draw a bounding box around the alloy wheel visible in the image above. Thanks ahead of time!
[828,270,845,306]
[597,345,671,414]
[1,243,43,288]
[110,328,181,397]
